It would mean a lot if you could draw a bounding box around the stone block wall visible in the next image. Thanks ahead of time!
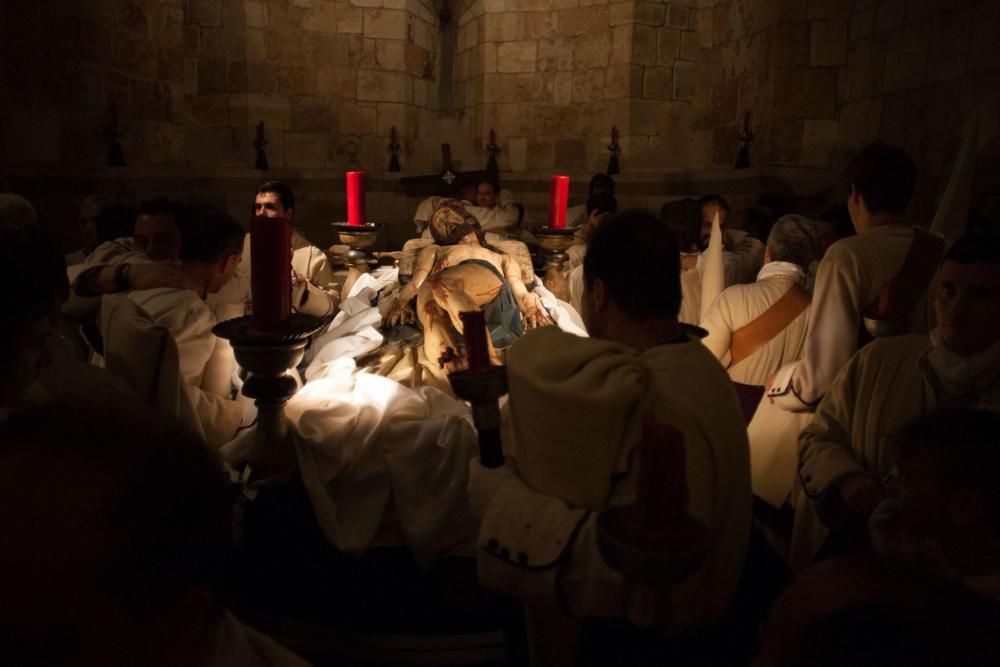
[1,0,440,172]
[836,0,1000,225]
[454,0,699,174]
[691,0,848,172]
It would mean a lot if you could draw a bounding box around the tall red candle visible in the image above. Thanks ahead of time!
[459,310,490,373]
[547,175,570,229]
[250,214,292,331]
[346,171,366,227]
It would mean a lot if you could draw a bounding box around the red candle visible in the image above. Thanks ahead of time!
[489,128,496,145]
[346,171,366,226]
[250,214,292,331]
[547,175,570,229]
[459,310,490,373]
[390,126,397,143]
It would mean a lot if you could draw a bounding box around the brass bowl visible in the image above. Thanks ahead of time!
[863,316,912,338]
[332,222,379,248]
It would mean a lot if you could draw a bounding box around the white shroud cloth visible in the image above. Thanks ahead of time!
[236,267,586,567]
[285,363,481,568]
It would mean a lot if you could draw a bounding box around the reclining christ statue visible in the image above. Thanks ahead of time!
[384,201,552,371]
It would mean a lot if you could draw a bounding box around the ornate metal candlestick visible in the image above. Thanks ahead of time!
[213,313,328,480]
[388,126,401,172]
[532,226,577,302]
[107,101,126,167]
[607,125,621,176]
[333,222,379,301]
[734,111,753,170]
[485,128,500,182]
[254,120,269,172]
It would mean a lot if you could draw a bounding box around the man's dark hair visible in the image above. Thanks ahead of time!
[584,210,681,320]
[844,142,917,215]
[894,409,1000,533]
[0,224,68,361]
[585,193,618,217]
[95,202,137,244]
[589,173,615,195]
[178,207,245,264]
[0,401,232,611]
[817,203,856,241]
[734,206,774,242]
[943,233,1000,265]
[136,198,186,224]
[697,194,730,213]
[256,180,295,211]
[478,179,500,195]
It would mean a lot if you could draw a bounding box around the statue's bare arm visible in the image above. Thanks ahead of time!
[502,255,552,328]
[385,245,438,326]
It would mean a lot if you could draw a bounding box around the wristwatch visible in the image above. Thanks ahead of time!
[114,262,133,292]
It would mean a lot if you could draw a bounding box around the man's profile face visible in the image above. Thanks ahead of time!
[133,213,182,261]
[700,203,728,250]
[477,183,497,209]
[209,252,243,294]
[79,202,100,249]
[254,191,291,221]
[935,260,1000,357]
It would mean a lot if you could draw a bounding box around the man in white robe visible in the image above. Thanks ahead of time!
[564,173,615,231]
[750,144,944,517]
[792,234,1000,568]
[678,195,765,325]
[64,195,106,266]
[469,211,751,663]
[415,179,522,239]
[120,208,250,449]
[210,181,337,319]
[701,215,821,389]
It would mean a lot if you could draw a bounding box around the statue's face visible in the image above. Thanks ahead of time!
[429,203,480,246]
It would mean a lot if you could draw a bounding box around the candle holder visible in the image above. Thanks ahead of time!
[734,111,753,170]
[862,315,911,338]
[213,313,329,481]
[532,226,577,302]
[596,506,711,590]
[448,366,508,469]
[607,125,621,176]
[332,222,379,301]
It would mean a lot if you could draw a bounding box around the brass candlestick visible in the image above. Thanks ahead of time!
[532,226,577,302]
[213,313,329,481]
[332,222,379,301]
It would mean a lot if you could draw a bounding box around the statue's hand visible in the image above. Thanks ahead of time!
[384,299,416,327]
[521,294,553,329]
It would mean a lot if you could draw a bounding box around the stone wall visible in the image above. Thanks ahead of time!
[692,0,847,172]
[836,0,1000,225]
[1,0,440,172]
[692,0,1000,225]
[455,0,700,173]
